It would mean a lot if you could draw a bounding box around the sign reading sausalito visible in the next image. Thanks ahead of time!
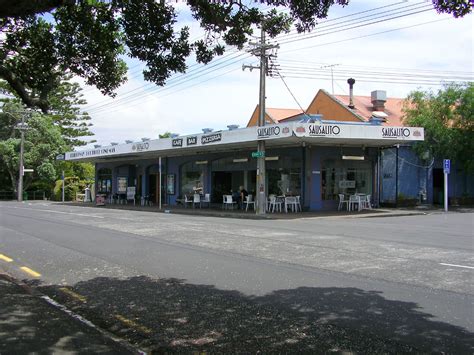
[381,127,411,138]
[69,147,116,158]
[201,132,222,144]
[308,124,341,136]
[257,126,280,139]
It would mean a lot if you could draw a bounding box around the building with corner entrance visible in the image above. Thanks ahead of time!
[63,107,425,210]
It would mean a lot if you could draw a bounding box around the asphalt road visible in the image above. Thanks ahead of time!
[0,201,473,353]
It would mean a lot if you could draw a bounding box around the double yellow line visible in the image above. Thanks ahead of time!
[0,252,42,278]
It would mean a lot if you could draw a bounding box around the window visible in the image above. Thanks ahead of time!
[322,159,372,200]
[97,168,112,194]
[180,161,205,196]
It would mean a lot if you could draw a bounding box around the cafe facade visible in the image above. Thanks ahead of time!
[64,120,425,211]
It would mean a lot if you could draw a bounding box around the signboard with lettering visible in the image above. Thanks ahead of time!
[251,151,265,158]
[201,132,222,144]
[172,138,183,147]
[127,186,136,200]
[117,177,127,193]
[186,136,197,146]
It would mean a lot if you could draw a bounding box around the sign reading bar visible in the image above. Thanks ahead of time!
[252,151,265,158]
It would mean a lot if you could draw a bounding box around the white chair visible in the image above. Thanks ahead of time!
[193,193,201,208]
[268,195,282,213]
[295,195,302,212]
[223,195,236,210]
[244,194,255,211]
[360,194,372,210]
[338,194,349,211]
[184,195,193,208]
[284,196,298,213]
[201,193,210,208]
[349,195,361,211]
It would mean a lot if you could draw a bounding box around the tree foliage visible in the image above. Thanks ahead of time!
[1,0,470,113]
[404,83,474,173]
[0,102,67,193]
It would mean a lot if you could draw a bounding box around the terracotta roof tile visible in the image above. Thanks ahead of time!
[334,94,406,126]
[266,108,303,122]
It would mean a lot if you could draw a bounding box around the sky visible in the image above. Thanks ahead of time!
[76,0,473,148]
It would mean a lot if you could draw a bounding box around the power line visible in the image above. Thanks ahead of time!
[279,17,451,54]
[87,52,251,115]
[277,5,434,46]
[85,50,245,113]
[276,1,426,42]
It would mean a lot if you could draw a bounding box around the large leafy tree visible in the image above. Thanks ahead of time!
[0,0,471,113]
[0,77,94,194]
[404,83,474,173]
[0,102,67,193]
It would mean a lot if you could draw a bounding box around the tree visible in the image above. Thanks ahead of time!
[1,1,471,113]
[1,78,94,146]
[0,102,67,193]
[403,83,474,173]
[159,132,172,139]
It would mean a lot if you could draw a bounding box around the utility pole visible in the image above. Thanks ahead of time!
[243,28,278,215]
[16,112,30,202]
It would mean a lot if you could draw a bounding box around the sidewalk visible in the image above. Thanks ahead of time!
[0,273,138,354]
[63,201,438,219]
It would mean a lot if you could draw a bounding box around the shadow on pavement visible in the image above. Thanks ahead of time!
[35,276,473,354]
[0,277,132,354]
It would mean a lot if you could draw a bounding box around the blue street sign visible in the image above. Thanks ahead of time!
[443,159,450,174]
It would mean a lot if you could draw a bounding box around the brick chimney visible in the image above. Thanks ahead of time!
[371,90,387,111]
[347,78,355,109]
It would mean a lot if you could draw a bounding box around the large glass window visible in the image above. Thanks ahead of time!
[180,161,205,196]
[322,159,372,200]
[97,168,112,194]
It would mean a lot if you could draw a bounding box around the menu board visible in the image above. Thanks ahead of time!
[117,177,127,193]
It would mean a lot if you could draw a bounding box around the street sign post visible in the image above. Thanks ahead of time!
[443,159,450,212]
[251,151,265,158]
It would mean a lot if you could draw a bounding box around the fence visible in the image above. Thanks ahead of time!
[0,190,49,201]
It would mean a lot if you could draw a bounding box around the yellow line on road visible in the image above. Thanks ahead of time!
[59,287,87,303]
[0,254,13,262]
[19,266,41,278]
[115,314,152,334]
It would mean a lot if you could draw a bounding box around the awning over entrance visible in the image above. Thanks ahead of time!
[61,122,424,163]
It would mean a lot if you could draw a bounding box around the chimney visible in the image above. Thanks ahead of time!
[371,90,387,111]
[347,78,355,109]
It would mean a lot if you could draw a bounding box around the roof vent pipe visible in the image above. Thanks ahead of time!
[202,128,213,133]
[347,78,355,109]
[227,124,239,131]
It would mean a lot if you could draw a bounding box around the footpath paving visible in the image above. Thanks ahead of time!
[62,201,468,220]
[0,273,138,354]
